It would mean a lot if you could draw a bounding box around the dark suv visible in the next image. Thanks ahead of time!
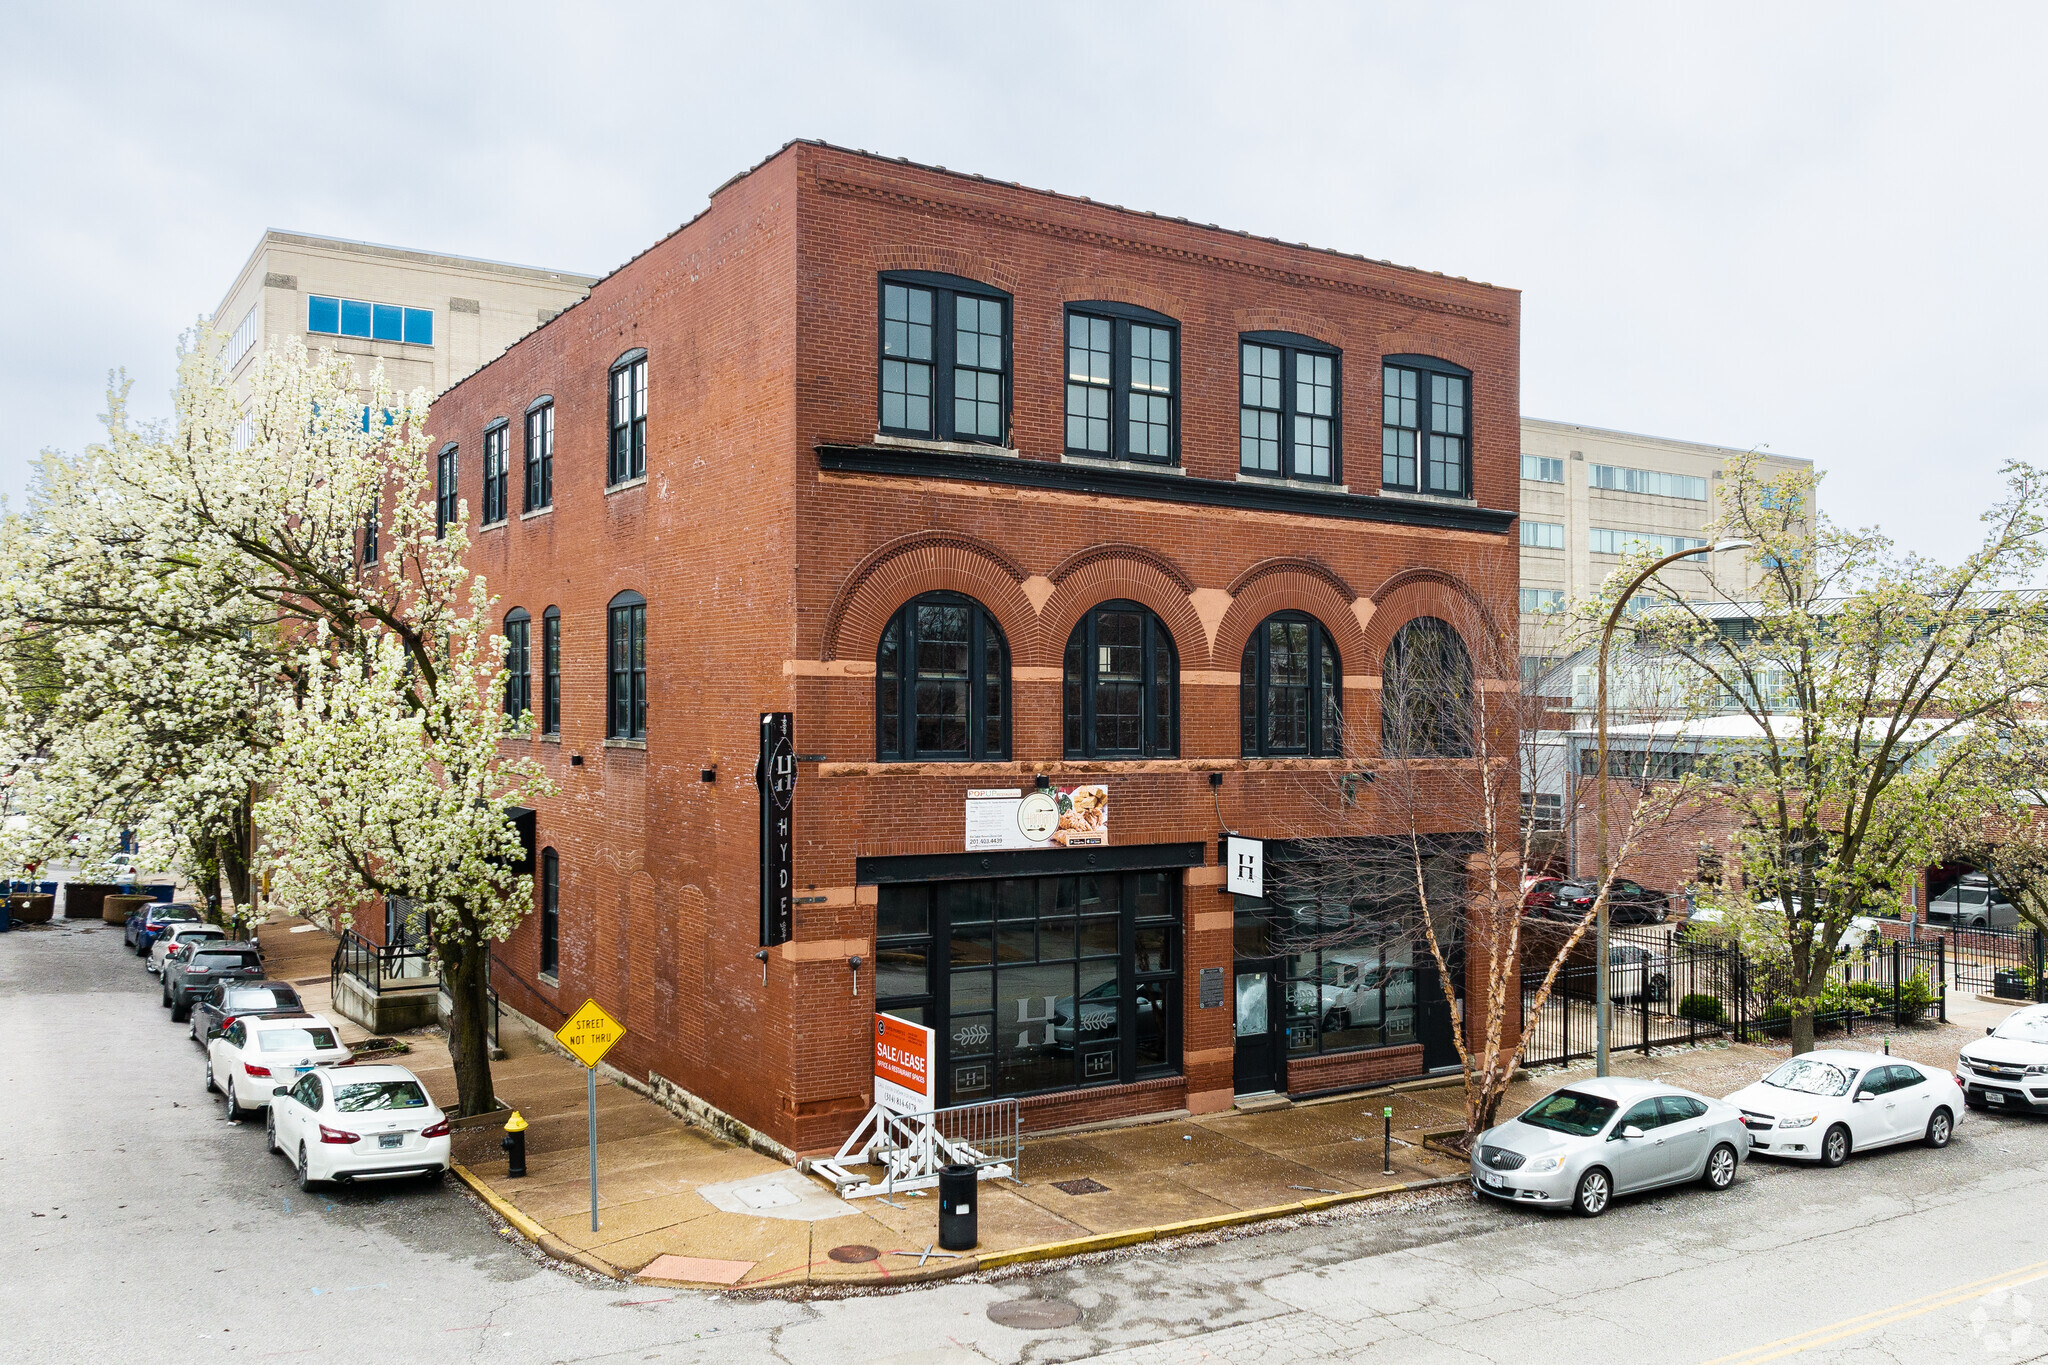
[163,942,264,1021]
[188,981,306,1045]
[1532,878,1671,926]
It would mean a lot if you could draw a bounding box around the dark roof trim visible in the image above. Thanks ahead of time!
[857,840,1205,885]
[816,444,1515,534]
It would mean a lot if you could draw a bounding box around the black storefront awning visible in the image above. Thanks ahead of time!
[856,841,1206,886]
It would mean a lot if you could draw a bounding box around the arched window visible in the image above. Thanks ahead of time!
[607,591,646,740]
[539,847,559,977]
[540,606,561,736]
[503,608,531,720]
[876,593,1009,761]
[608,349,648,486]
[1063,602,1176,758]
[1382,617,1472,757]
[1240,613,1342,757]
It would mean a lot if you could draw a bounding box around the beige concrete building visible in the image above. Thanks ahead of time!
[1517,418,1813,682]
[210,230,598,398]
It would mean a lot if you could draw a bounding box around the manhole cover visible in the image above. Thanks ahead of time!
[988,1299,1082,1330]
[827,1244,881,1263]
[1052,1177,1109,1196]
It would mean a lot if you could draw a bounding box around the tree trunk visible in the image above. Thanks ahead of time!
[218,797,254,922]
[1789,1011,1816,1056]
[444,940,497,1117]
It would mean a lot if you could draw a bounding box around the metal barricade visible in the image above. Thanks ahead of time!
[813,1097,1021,1199]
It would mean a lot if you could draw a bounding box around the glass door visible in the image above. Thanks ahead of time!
[1233,959,1282,1094]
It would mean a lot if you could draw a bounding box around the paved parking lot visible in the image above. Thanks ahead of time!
[8,919,2048,1365]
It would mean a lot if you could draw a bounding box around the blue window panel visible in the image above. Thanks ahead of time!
[360,406,372,433]
[372,304,403,341]
[307,295,340,334]
[339,299,373,338]
[403,308,434,346]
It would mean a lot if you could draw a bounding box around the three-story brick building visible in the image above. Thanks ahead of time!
[422,142,1522,1154]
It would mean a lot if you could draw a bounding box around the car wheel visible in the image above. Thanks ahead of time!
[1702,1142,1738,1190]
[160,983,171,1009]
[1572,1167,1612,1217]
[222,1077,242,1123]
[265,1108,280,1156]
[170,998,190,1023]
[1925,1108,1954,1148]
[1820,1124,1851,1168]
[298,1142,318,1192]
[204,1058,218,1094]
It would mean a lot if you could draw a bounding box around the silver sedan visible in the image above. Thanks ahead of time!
[1470,1075,1751,1217]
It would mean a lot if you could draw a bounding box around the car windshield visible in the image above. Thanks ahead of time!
[1763,1058,1856,1096]
[259,1027,340,1052]
[1990,1014,2048,1043]
[1518,1090,1619,1136]
[332,1080,429,1112]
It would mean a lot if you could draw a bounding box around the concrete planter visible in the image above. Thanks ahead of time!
[103,894,151,926]
[9,894,55,924]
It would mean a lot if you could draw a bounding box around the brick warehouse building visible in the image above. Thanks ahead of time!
[418,142,1523,1154]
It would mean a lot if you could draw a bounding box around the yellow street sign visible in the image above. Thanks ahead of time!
[556,998,626,1069]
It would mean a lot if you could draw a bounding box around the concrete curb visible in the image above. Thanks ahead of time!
[450,1161,625,1281]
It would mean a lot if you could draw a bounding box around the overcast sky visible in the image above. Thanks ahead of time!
[4,2,2043,559]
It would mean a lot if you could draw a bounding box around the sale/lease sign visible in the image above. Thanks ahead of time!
[873,1013,935,1116]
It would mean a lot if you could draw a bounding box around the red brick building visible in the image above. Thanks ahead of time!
[423,142,1523,1154]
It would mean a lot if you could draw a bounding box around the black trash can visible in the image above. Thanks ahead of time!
[938,1163,978,1251]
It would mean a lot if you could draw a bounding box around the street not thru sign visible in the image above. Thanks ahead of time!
[556,998,626,1069]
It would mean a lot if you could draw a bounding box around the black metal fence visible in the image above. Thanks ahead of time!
[331,926,437,994]
[1927,925,2048,1002]
[1518,924,1955,1069]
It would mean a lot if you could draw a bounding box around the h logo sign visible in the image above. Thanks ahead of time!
[1225,836,1264,898]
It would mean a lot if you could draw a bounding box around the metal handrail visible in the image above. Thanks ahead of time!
[331,927,437,995]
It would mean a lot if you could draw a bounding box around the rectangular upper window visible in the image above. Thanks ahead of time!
[435,446,458,538]
[481,424,509,525]
[1521,454,1564,483]
[1239,334,1341,482]
[877,274,1010,445]
[307,296,433,346]
[1065,302,1178,466]
[1590,528,1707,559]
[1590,464,1708,500]
[1520,588,1565,614]
[1521,520,1565,549]
[1381,356,1470,497]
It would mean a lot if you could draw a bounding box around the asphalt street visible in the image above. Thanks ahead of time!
[7,920,2047,1365]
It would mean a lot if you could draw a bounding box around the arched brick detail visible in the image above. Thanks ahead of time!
[1035,553,1212,670]
[1055,275,1188,322]
[1049,542,1195,593]
[1235,307,1343,346]
[1227,555,1356,602]
[1215,571,1368,671]
[871,244,1021,295]
[822,531,1036,662]
[1375,329,1484,375]
[1365,567,1508,659]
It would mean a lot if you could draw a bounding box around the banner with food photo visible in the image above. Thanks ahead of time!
[964,783,1110,850]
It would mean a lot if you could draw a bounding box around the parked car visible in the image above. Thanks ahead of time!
[148,921,226,975]
[1956,1003,2048,1112]
[162,941,264,1021]
[1521,877,1568,914]
[188,981,306,1046]
[1471,1076,1749,1217]
[125,901,202,955]
[1724,1049,1960,1165]
[1532,878,1670,926]
[207,1013,350,1120]
[1287,951,1417,1031]
[1521,920,1670,1003]
[1604,942,1670,1003]
[264,1064,451,1188]
[1926,876,2019,930]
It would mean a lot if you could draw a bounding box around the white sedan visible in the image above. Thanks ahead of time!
[149,922,225,975]
[264,1064,451,1189]
[1725,1049,1962,1166]
[205,1013,351,1120]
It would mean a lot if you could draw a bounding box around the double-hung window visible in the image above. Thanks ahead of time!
[1065,302,1178,465]
[435,445,458,537]
[524,400,553,511]
[541,606,561,736]
[481,422,509,525]
[608,351,647,485]
[1381,355,1471,497]
[877,274,1010,445]
[606,592,646,740]
[1239,333,1341,481]
[503,609,531,719]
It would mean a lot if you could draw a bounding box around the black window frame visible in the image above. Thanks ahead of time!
[361,498,379,565]
[608,350,647,486]
[875,592,1010,762]
[503,608,532,720]
[875,272,1012,447]
[1380,354,1472,498]
[1064,301,1180,466]
[1062,601,1178,759]
[1239,331,1342,484]
[1381,616,1473,759]
[1240,612,1344,757]
[524,397,554,512]
[481,420,510,525]
[540,605,561,736]
[606,591,646,740]
[539,847,559,977]
[435,444,458,538]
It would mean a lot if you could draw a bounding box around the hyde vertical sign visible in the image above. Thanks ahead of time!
[758,712,795,947]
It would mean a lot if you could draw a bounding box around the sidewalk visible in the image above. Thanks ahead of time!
[255,918,1948,1292]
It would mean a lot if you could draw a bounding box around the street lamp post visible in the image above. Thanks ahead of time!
[1593,539,1750,1076]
